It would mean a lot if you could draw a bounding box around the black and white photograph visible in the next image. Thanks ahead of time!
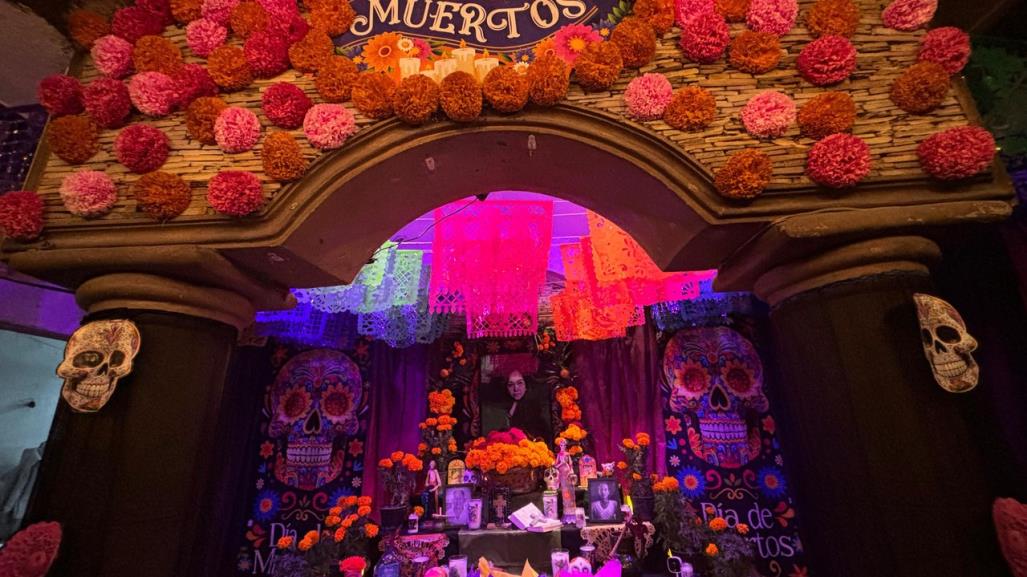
[587,478,622,523]
[444,484,473,527]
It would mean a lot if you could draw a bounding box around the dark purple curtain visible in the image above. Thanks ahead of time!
[573,324,667,476]
[361,342,429,514]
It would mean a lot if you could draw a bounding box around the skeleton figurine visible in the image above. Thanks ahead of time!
[555,438,578,523]
[913,294,980,393]
[57,320,141,413]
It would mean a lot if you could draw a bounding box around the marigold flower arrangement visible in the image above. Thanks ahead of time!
[352,72,397,119]
[133,35,184,75]
[555,386,582,423]
[47,115,100,165]
[262,130,309,181]
[715,0,749,22]
[527,54,570,107]
[60,171,119,218]
[207,170,265,216]
[0,191,45,241]
[83,77,132,129]
[714,149,772,199]
[806,133,872,188]
[465,428,556,475]
[440,71,483,123]
[69,9,110,50]
[556,423,588,458]
[916,126,995,181]
[115,124,170,173]
[208,45,254,91]
[796,35,857,86]
[186,18,227,57]
[797,91,855,139]
[805,0,860,38]
[186,96,228,144]
[618,432,654,499]
[418,392,460,464]
[273,495,377,577]
[633,0,675,34]
[917,26,970,74]
[428,389,456,415]
[316,56,360,102]
[610,17,656,69]
[890,61,949,114]
[378,452,423,506]
[741,90,795,138]
[653,497,755,577]
[664,86,717,131]
[92,35,135,79]
[728,30,780,74]
[483,65,531,113]
[133,171,192,220]
[679,11,730,64]
[746,0,798,36]
[37,74,84,118]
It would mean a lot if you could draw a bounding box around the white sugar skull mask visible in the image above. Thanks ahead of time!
[914,293,979,393]
[57,320,141,413]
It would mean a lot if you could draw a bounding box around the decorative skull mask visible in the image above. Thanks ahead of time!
[663,327,767,468]
[914,294,979,393]
[268,349,363,490]
[543,467,559,491]
[57,320,141,413]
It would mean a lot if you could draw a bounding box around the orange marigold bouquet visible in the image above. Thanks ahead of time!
[653,500,754,577]
[556,422,588,459]
[465,428,555,474]
[273,494,378,577]
[618,432,654,498]
[378,452,423,506]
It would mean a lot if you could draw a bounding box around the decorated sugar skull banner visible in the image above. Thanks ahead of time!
[913,293,979,393]
[57,319,141,413]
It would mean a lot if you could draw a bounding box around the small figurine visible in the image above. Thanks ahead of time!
[425,460,443,515]
[578,455,597,488]
[600,462,615,477]
[543,467,559,491]
[555,438,578,523]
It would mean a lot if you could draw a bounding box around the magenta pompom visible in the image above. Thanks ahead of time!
[115,124,170,173]
[679,11,730,63]
[624,73,674,120]
[0,191,45,241]
[797,36,857,86]
[173,63,219,108]
[91,35,135,79]
[746,0,798,36]
[918,27,970,74]
[37,75,84,117]
[60,171,118,217]
[741,90,795,138]
[83,77,132,128]
[262,82,313,129]
[806,133,871,188]
[257,0,300,20]
[186,18,227,57]
[207,170,265,216]
[881,0,937,31]
[917,126,995,180]
[111,6,164,43]
[244,30,290,77]
[674,0,716,26]
[137,0,174,25]
[303,104,357,150]
[214,106,261,153]
[201,0,241,24]
[129,71,179,116]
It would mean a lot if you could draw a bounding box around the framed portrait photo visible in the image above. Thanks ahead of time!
[586,478,623,523]
[444,484,473,528]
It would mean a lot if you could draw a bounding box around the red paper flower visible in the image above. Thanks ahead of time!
[69,9,110,50]
[257,0,300,21]
[679,11,730,64]
[806,133,871,188]
[746,0,798,35]
[303,103,357,150]
[675,0,716,27]
[201,0,240,24]
[207,170,265,216]
[60,171,118,217]
[37,75,84,117]
[129,71,179,116]
[741,90,795,138]
[83,77,132,128]
[173,63,219,108]
[92,35,135,79]
[133,171,192,220]
[917,125,995,180]
[115,124,170,173]
[881,0,937,31]
[244,30,290,78]
[214,106,261,152]
[112,7,164,43]
[262,82,313,129]
[138,0,174,25]
[918,27,970,74]
[133,35,184,75]
[0,191,45,241]
[186,18,227,57]
[624,72,674,120]
[797,35,857,86]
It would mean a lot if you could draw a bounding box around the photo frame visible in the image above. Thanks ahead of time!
[586,478,623,523]
[444,484,473,528]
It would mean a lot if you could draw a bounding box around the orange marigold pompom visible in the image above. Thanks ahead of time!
[527,53,570,107]
[68,9,110,50]
[483,65,530,113]
[133,35,185,75]
[48,115,99,164]
[714,149,773,199]
[717,0,750,22]
[394,74,439,125]
[574,41,623,92]
[316,56,360,102]
[633,0,674,35]
[890,61,950,114]
[262,131,309,181]
[230,2,269,39]
[798,91,856,139]
[440,71,481,122]
[309,0,356,37]
[208,45,253,91]
[186,96,228,144]
[352,71,397,119]
[729,30,781,74]
[171,0,203,23]
[610,17,656,69]
[663,86,716,131]
[289,29,335,73]
[805,0,860,38]
[133,171,192,220]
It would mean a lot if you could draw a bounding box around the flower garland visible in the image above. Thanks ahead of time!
[918,27,970,74]
[69,9,110,50]
[746,0,798,36]
[805,0,860,38]
[916,126,995,180]
[173,63,219,108]
[83,78,132,129]
[288,29,334,73]
[797,35,857,86]
[171,0,203,23]
[133,171,192,220]
[303,104,357,150]
[890,61,949,114]
[664,86,717,131]
[625,72,674,120]
[275,496,377,575]
[0,191,45,241]
[394,75,440,125]
[728,30,781,74]
[47,116,100,164]
[262,130,309,181]
[37,75,84,117]
[611,17,657,68]
[185,18,227,57]
[133,35,184,75]
[806,133,871,188]
[680,11,730,64]
[186,96,228,144]
[881,0,937,31]
[440,71,482,123]
[207,170,265,216]
[111,7,164,43]
[262,82,313,129]
[377,452,423,506]
[465,430,555,474]
[315,56,360,102]
[483,65,531,113]
[115,124,170,173]
[208,45,253,91]
[527,53,570,106]
[741,90,795,138]
[716,0,750,22]
[129,71,179,117]
[714,148,773,199]
[352,72,397,119]
[244,30,290,78]
[214,106,261,153]
[60,171,118,217]
[229,2,268,39]
[798,91,855,139]
[92,35,135,79]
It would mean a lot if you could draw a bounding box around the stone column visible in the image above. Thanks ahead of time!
[744,236,1008,577]
[25,273,265,577]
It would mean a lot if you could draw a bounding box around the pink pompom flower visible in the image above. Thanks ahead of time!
[137,0,174,26]
[0,191,45,241]
[257,0,300,21]
[244,30,290,77]
[918,27,970,74]
[37,75,84,117]
[201,0,241,24]
[806,133,872,188]
[83,77,132,128]
[746,0,798,36]
[129,71,179,116]
[675,0,716,27]
[552,24,601,65]
[214,106,261,153]
[186,18,227,57]
[60,171,118,217]
[92,35,135,79]
[679,11,730,63]
[207,170,265,216]
[797,36,857,86]
[882,0,937,31]
[173,63,219,108]
[917,125,995,180]
[624,73,674,120]
[303,104,357,150]
[115,124,170,173]
[111,6,164,43]
[741,90,795,138]
[262,82,313,129]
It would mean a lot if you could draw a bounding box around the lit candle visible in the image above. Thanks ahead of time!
[474,58,499,82]
[420,68,440,84]
[451,47,476,75]
[434,58,457,79]
[399,57,422,80]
